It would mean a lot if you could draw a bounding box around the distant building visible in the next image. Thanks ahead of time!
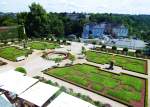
[112,25,128,37]
[66,13,85,21]
[82,23,106,39]
[82,22,128,39]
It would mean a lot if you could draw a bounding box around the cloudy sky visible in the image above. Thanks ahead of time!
[0,0,150,14]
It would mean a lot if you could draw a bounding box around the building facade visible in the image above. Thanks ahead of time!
[112,25,128,37]
[82,23,128,39]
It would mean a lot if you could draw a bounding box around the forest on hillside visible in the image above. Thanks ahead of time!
[0,3,150,41]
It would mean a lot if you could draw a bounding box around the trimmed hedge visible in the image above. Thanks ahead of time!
[15,67,27,74]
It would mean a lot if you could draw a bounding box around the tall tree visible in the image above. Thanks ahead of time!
[25,3,49,38]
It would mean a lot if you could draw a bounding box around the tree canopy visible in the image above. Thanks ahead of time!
[0,3,150,41]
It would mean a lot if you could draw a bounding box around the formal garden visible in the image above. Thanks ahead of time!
[85,51,147,74]
[0,46,32,61]
[45,64,146,107]
[28,41,60,50]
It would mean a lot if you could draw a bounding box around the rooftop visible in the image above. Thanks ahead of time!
[19,82,59,107]
[47,92,96,107]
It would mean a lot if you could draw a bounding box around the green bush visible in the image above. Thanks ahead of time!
[112,46,117,51]
[123,47,128,52]
[136,49,142,54]
[101,45,106,50]
[15,67,27,74]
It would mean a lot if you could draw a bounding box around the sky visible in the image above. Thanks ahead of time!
[0,0,150,14]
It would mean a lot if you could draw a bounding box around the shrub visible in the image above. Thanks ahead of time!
[60,86,67,92]
[82,46,86,54]
[92,41,97,45]
[101,45,106,51]
[15,67,27,74]
[135,49,142,57]
[112,46,117,53]
[57,39,60,44]
[136,49,142,54]
[123,47,128,52]
[123,47,128,55]
[63,39,66,44]
[68,53,75,63]
[51,38,54,41]
[45,80,52,85]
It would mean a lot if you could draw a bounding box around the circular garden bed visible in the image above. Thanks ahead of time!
[42,51,69,61]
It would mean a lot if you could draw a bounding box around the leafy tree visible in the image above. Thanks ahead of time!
[123,47,128,55]
[135,49,142,56]
[101,45,106,50]
[112,46,117,53]
[25,3,49,38]
[0,15,17,26]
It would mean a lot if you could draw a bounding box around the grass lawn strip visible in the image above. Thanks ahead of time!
[0,46,31,61]
[86,51,145,74]
[107,89,141,102]
[28,41,59,50]
[46,64,145,106]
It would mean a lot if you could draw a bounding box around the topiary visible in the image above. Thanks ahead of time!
[15,67,27,74]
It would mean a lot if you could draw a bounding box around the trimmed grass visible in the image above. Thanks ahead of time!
[28,41,60,50]
[107,89,141,102]
[0,47,31,61]
[86,51,146,74]
[119,75,143,91]
[46,64,145,105]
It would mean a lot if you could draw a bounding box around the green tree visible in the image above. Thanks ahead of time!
[25,3,49,38]
[112,46,117,53]
[123,47,128,55]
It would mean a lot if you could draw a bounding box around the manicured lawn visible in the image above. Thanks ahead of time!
[28,41,60,50]
[86,51,146,74]
[0,47,31,61]
[46,64,145,106]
